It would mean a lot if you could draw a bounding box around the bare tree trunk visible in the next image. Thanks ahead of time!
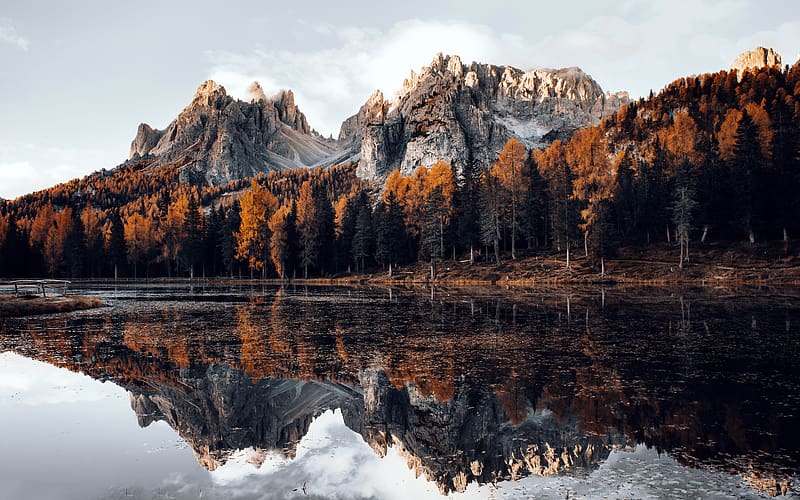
[749,229,755,245]
[566,245,570,269]
[666,225,671,243]
[469,245,474,265]
[701,225,708,244]
[584,232,588,257]
[686,238,689,264]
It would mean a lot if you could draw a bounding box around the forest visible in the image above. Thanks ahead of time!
[1,63,799,280]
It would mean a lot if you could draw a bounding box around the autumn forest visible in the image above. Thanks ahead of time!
[1,63,799,280]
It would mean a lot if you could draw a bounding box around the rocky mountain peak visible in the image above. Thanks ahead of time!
[129,123,164,159]
[275,89,310,134]
[191,79,228,105]
[128,79,342,185]
[129,54,630,185]
[344,53,630,180]
[247,81,268,103]
[730,46,782,73]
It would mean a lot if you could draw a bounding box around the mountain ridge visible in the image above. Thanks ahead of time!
[342,53,630,179]
[129,80,342,186]
[125,46,789,187]
[127,53,631,185]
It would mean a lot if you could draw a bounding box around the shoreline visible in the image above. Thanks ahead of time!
[4,245,800,290]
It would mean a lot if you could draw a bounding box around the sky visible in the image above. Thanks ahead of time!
[1,352,764,499]
[1,0,799,199]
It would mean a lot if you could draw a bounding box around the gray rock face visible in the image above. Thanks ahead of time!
[129,364,359,470]
[730,46,782,73]
[343,54,630,179]
[129,80,342,186]
[129,123,164,159]
[129,56,628,185]
[126,362,623,493]
[344,368,623,495]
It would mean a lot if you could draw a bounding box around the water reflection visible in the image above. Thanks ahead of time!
[1,284,799,497]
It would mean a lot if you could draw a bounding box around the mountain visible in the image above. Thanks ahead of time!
[130,367,359,469]
[129,80,346,186]
[340,53,629,179]
[730,46,783,73]
[129,55,628,186]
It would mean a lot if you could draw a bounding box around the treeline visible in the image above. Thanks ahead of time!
[1,63,799,279]
[0,163,365,278]
[545,62,800,265]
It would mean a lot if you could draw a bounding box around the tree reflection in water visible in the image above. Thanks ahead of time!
[1,284,798,496]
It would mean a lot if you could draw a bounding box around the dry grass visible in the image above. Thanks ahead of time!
[359,242,800,286]
[0,294,104,317]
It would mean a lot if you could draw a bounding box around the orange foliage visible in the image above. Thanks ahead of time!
[658,111,706,167]
[385,162,455,239]
[236,179,279,273]
[268,204,293,279]
[717,108,743,161]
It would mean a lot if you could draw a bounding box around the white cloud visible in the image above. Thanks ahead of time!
[206,19,543,138]
[0,18,29,50]
[0,352,122,406]
[207,409,441,499]
[206,12,800,138]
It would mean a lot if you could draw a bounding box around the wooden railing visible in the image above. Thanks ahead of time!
[9,280,71,298]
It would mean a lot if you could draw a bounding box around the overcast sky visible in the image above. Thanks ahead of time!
[1,0,799,199]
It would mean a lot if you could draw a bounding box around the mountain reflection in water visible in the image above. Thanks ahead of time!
[1,284,798,497]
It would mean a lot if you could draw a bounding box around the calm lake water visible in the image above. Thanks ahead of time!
[0,283,798,499]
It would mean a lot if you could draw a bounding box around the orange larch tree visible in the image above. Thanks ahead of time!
[124,213,155,278]
[296,181,319,278]
[236,179,279,277]
[268,204,293,280]
[490,138,530,260]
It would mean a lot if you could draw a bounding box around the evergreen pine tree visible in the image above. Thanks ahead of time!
[352,205,373,274]
[729,112,761,242]
[455,158,482,263]
[65,211,87,278]
[180,195,204,278]
[479,174,502,265]
[316,193,336,276]
[108,211,126,279]
[220,202,241,278]
[374,192,406,274]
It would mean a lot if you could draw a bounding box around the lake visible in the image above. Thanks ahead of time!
[1,283,798,499]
